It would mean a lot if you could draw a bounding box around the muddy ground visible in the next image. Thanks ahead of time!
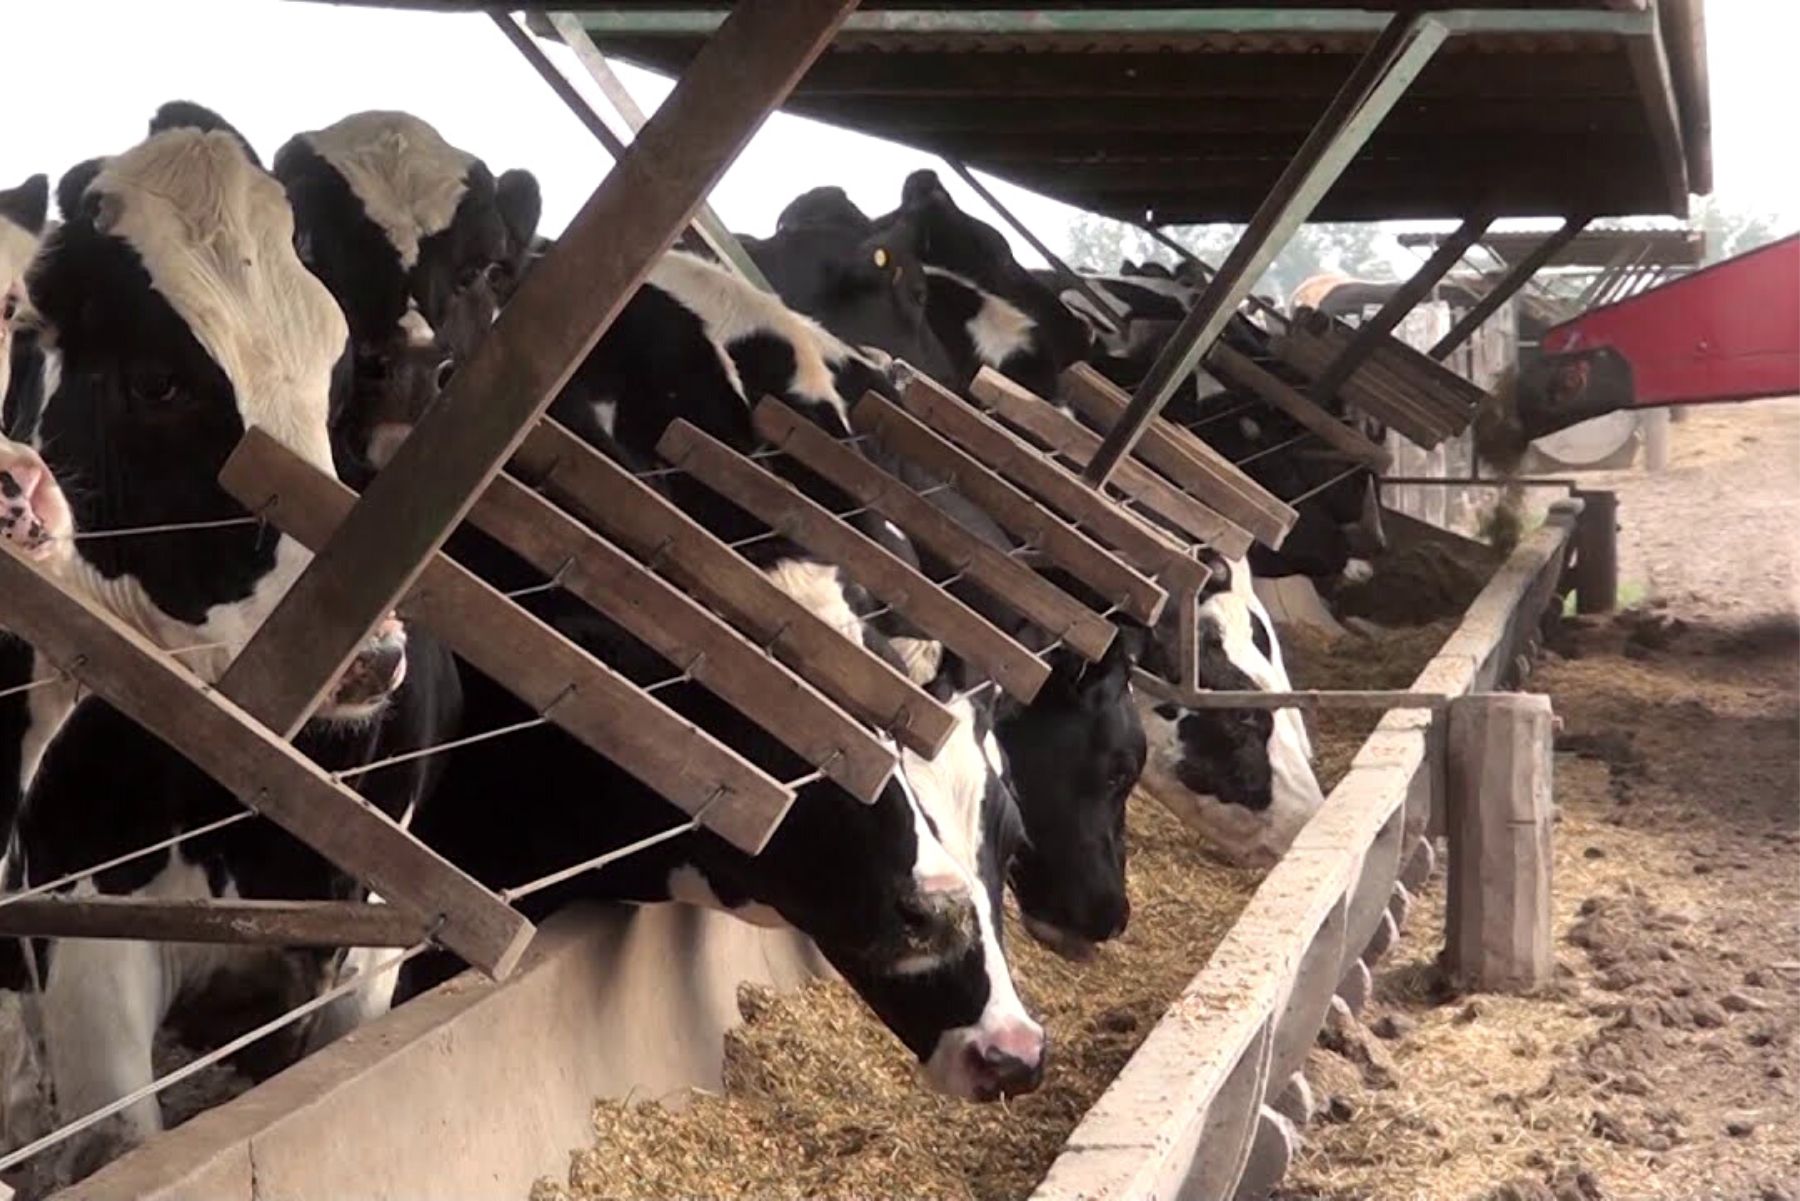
[1278,399,1800,1201]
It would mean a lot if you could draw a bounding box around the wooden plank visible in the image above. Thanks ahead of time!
[1430,215,1593,360]
[510,420,955,758]
[0,542,533,980]
[1445,692,1556,992]
[1203,344,1392,470]
[1081,12,1449,484]
[1272,327,1448,446]
[969,368,1252,559]
[896,372,1208,585]
[221,430,795,856]
[215,0,859,739]
[657,420,1051,703]
[852,393,1168,626]
[468,473,896,803]
[0,897,426,949]
[1307,209,1495,403]
[1061,362,1299,547]
[751,399,1117,663]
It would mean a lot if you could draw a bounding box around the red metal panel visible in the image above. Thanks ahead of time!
[1542,234,1800,407]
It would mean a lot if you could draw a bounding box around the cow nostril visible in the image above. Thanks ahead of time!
[434,359,456,390]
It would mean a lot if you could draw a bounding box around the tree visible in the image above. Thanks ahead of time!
[1691,196,1786,264]
[1057,213,1393,306]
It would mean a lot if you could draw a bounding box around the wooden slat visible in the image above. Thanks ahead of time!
[852,393,1167,626]
[0,543,533,980]
[215,0,859,739]
[656,421,1051,703]
[1290,313,1486,431]
[751,399,1118,663]
[510,421,955,758]
[896,372,1210,588]
[221,430,794,856]
[1061,361,1299,547]
[468,474,895,803]
[1274,328,1445,445]
[969,367,1252,558]
[1204,344,1393,470]
[0,897,426,949]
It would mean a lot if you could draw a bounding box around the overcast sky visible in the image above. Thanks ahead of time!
[4,0,1793,273]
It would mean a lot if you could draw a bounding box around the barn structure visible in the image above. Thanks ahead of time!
[0,3,1710,1199]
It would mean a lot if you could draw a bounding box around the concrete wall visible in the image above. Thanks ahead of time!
[60,904,824,1201]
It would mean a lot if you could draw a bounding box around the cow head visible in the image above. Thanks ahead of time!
[1135,557,1323,867]
[874,170,1092,396]
[747,186,958,386]
[724,560,1045,1101]
[0,173,48,410]
[271,112,541,483]
[22,109,406,719]
[999,636,1144,960]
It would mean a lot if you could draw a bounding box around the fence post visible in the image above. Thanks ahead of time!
[1641,407,1672,472]
[1571,489,1620,613]
[1445,692,1555,992]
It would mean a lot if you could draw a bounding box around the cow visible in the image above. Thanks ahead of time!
[1135,555,1323,867]
[867,170,1093,400]
[0,110,449,1188]
[270,110,541,484]
[405,572,1047,1102]
[0,175,47,409]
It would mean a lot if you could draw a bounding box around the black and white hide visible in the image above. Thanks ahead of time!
[0,111,443,1186]
[0,174,48,408]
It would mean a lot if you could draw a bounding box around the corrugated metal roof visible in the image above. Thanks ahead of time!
[305,4,1710,223]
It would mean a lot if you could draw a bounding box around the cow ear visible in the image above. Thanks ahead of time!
[56,159,107,226]
[1080,637,1135,711]
[0,174,48,236]
[148,101,262,168]
[495,170,542,259]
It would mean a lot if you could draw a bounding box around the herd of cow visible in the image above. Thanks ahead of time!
[0,105,1386,1190]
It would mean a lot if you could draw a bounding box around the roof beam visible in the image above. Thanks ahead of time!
[1430,216,1593,360]
[1084,12,1448,486]
[215,0,856,739]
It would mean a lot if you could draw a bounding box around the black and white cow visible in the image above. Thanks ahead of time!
[0,174,48,409]
[1135,555,1323,867]
[270,110,540,484]
[0,111,446,1185]
[868,170,1093,400]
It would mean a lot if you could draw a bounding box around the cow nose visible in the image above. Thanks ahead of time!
[1106,894,1131,940]
[967,1023,1047,1099]
[331,615,408,710]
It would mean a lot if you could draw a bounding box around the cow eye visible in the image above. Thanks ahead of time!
[128,371,181,407]
[1,295,16,322]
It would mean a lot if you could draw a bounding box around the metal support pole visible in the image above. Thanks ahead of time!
[1429,215,1591,361]
[1571,488,1619,613]
[1083,13,1448,486]
[545,10,775,291]
[1307,208,1495,403]
[948,160,1127,334]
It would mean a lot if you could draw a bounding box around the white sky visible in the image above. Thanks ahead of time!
[3,0,1793,273]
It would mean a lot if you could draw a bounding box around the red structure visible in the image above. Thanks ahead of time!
[1542,234,1800,408]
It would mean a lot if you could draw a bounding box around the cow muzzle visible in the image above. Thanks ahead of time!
[925,1013,1047,1101]
[323,614,408,720]
[0,442,73,566]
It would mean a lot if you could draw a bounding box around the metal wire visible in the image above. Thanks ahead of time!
[0,674,65,702]
[499,789,724,902]
[1283,462,1366,507]
[1180,401,1258,432]
[0,940,432,1174]
[0,810,259,914]
[331,715,551,783]
[63,514,265,543]
[1233,429,1316,468]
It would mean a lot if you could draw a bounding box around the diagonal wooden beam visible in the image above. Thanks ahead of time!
[0,542,534,979]
[509,420,954,757]
[222,430,795,856]
[1205,344,1392,470]
[1082,12,1448,485]
[1430,215,1592,361]
[657,420,1051,702]
[217,0,857,739]
[751,399,1117,663]
[1306,208,1495,403]
[0,897,427,949]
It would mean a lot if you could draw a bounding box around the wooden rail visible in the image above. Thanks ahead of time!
[221,430,797,856]
[1276,311,1487,447]
[657,420,1052,702]
[1034,500,1581,1201]
[0,538,534,980]
[510,420,956,758]
[0,897,426,948]
[1204,344,1393,471]
[851,393,1168,625]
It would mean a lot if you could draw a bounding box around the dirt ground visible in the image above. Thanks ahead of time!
[1278,399,1800,1201]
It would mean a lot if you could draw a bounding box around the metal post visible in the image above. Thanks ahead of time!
[1429,215,1591,361]
[1083,13,1449,486]
[1571,488,1619,613]
[948,160,1128,335]
[1307,208,1495,403]
[545,11,775,291]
